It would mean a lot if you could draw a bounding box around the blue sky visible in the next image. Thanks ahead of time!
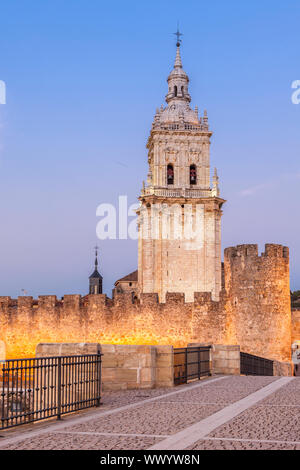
[0,0,299,298]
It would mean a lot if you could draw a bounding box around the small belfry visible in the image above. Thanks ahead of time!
[89,245,103,295]
[137,32,226,302]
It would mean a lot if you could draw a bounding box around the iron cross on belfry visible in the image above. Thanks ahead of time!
[174,26,183,47]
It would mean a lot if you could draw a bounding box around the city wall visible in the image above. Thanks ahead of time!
[0,244,294,363]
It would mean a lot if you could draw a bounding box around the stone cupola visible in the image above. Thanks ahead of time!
[165,45,191,105]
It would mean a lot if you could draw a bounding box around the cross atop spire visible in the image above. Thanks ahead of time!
[173,24,183,47]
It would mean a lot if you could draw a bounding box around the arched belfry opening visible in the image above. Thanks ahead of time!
[174,86,177,97]
[190,164,197,185]
[167,164,174,185]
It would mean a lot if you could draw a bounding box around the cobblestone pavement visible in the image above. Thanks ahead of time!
[0,376,299,451]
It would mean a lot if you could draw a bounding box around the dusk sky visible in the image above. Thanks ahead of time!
[0,0,299,298]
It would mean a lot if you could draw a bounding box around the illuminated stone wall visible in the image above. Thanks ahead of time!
[292,309,300,344]
[224,244,292,362]
[0,244,293,363]
[0,292,227,360]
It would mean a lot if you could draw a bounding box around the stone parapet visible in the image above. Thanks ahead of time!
[211,345,241,376]
[155,345,174,388]
[273,360,294,377]
[101,345,156,391]
[35,343,174,391]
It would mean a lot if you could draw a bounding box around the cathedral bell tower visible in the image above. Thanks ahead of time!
[137,33,225,302]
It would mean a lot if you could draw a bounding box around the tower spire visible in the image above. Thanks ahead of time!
[174,45,182,68]
[89,245,103,295]
[173,25,183,68]
[94,244,98,270]
[165,26,191,105]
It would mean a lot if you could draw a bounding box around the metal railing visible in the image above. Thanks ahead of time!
[174,346,211,385]
[240,352,274,376]
[0,353,102,429]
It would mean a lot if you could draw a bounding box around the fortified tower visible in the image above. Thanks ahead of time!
[224,244,292,362]
[137,36,225,302]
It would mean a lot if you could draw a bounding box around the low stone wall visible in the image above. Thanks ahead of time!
[36,343,174,391]
[100,345,175,390]
[35,343,293,393]
[212,345,241,375]
[273,360,294,377]
[101,345,156,391]
[155,345,174,388]
[189,344,241,376]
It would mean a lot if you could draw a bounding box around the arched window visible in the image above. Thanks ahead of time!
[174,86,177,97]
[190,165,197,185]
[167,164,174,185]
[181,86,184,97]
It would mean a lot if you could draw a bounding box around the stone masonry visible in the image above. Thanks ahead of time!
[224,244,291,362]
[137,43,225,303]
[0,244,293,363]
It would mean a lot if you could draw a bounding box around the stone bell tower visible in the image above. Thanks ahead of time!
[137,34,225,302]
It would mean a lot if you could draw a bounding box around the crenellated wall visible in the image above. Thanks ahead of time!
[224,244,291,362]
[0,291,227,359]
[0,244,294,362]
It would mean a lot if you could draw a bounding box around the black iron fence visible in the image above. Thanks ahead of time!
[174,346,211,385]
[240,352,274,376]
[0,353,102,430]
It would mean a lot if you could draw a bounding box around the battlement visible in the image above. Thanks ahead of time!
[194,292,213,303]
[224,244,258,259]
[140,293,159,306]
[0,242,292,362]
[225,243,289,261]
[0,290,227,360]
[165,293,186,304]
[0,291,223,309]
[263,244,289,259]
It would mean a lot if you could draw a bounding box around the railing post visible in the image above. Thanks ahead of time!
[0,362,5,429]
[185,348,188,384]
[96,352,101,407]
[208,347,212,376]
[57,357,61,420]
[198,348,201,380]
